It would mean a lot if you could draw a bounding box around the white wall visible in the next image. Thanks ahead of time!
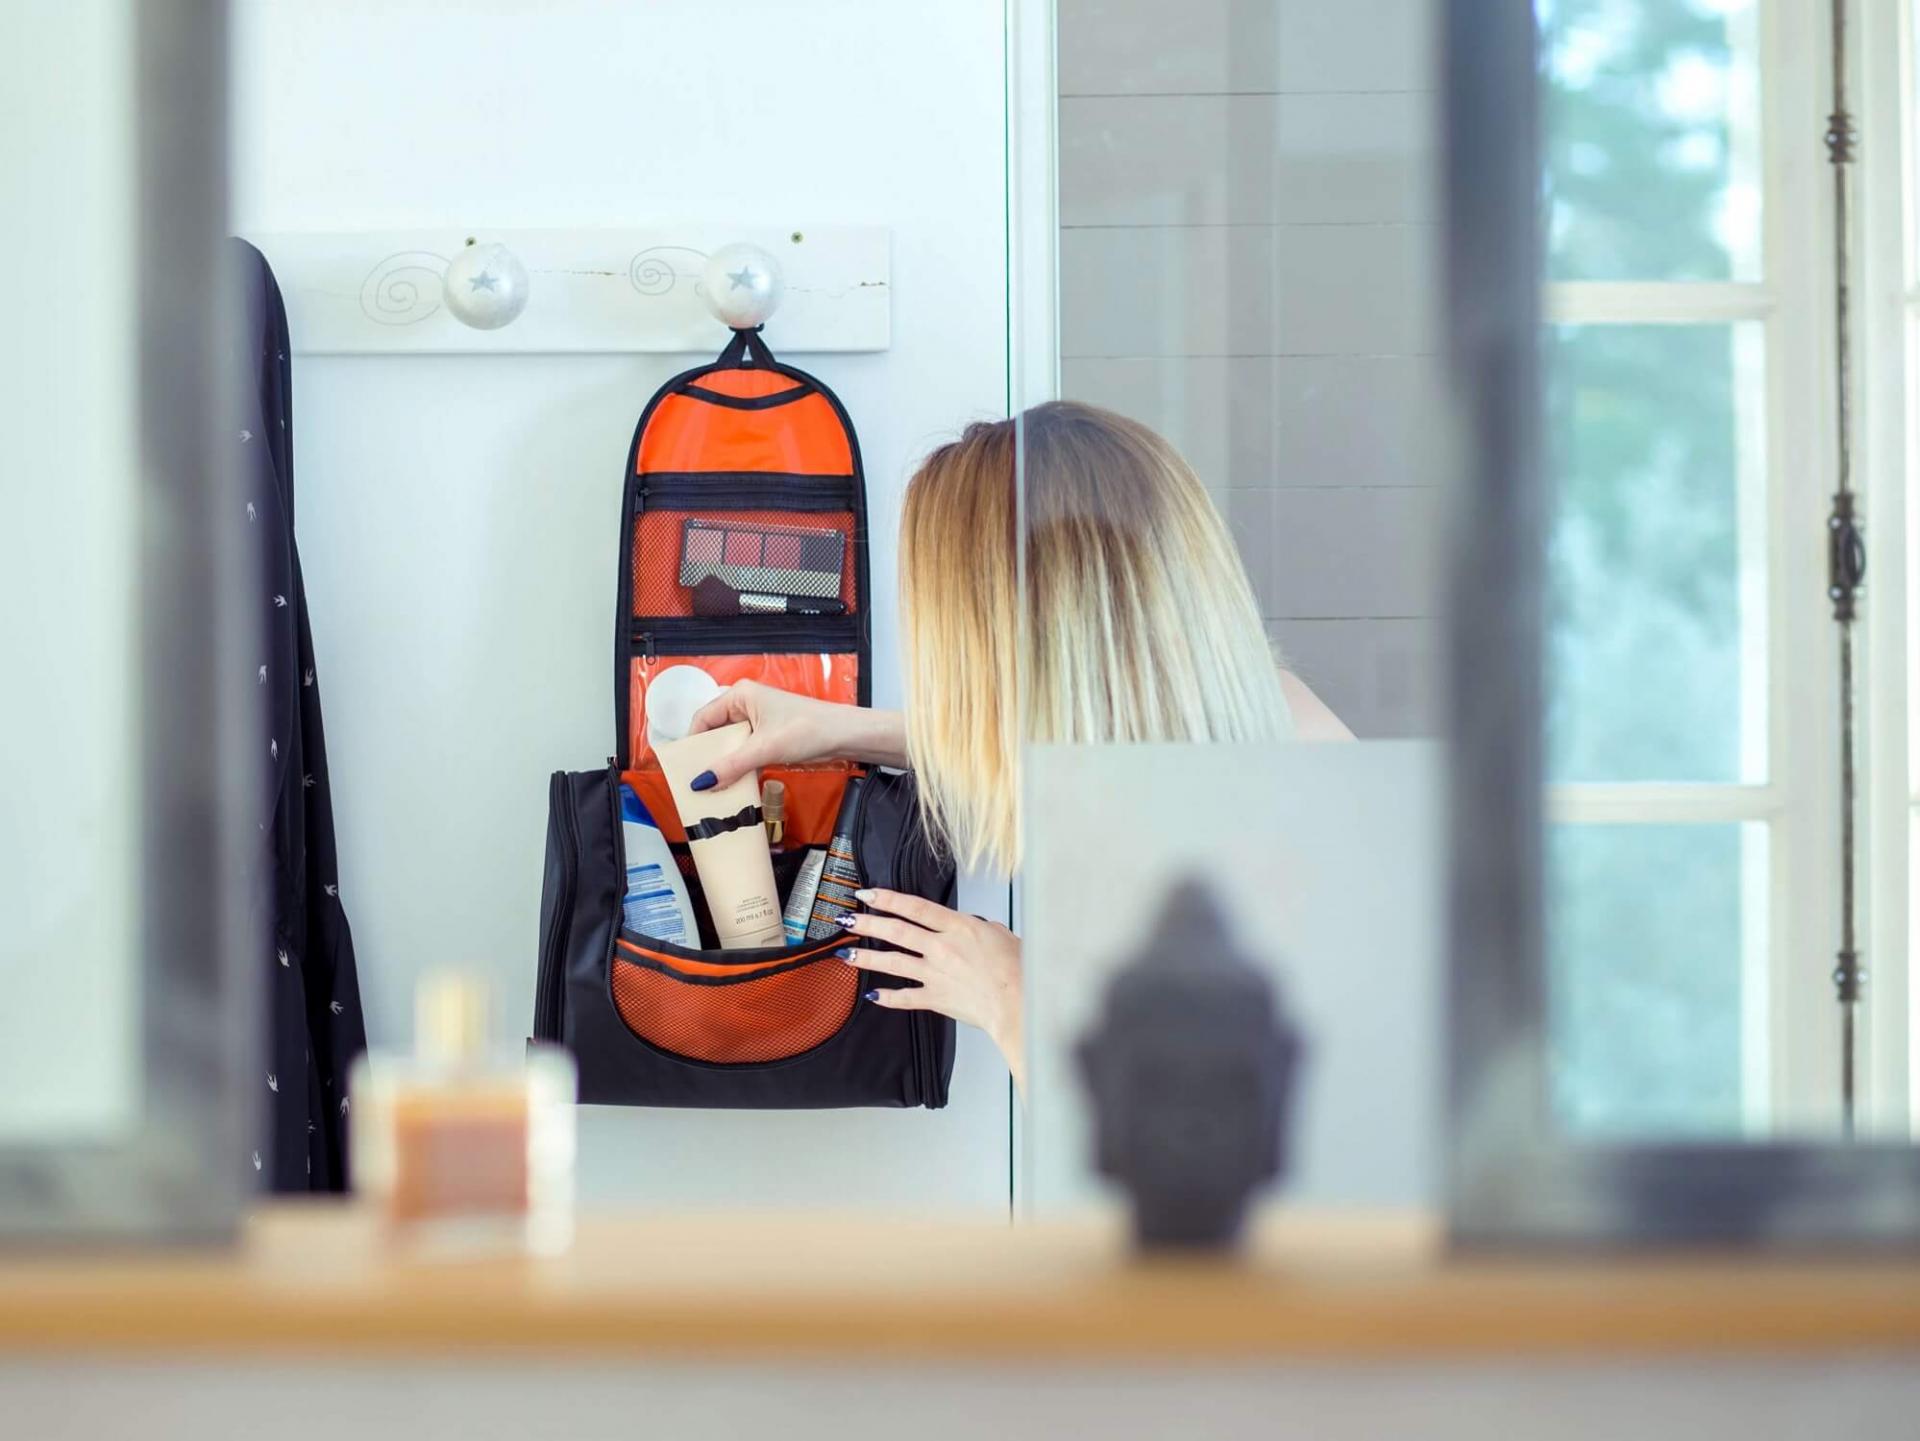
[1056,0,1444,739]
[229,0,1013,1209]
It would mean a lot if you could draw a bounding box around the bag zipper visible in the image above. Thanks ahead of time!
[637,473,856,512]
[852,778,929,1103]
[533,771,579,1041]
[910,1011,932,1105]
[632,614,860,657]
[877,775,949,1106]
[614,933,847,985]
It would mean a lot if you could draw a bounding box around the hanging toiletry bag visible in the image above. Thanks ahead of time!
[532,328,958,1109]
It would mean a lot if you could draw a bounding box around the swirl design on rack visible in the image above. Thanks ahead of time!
[628,245,708,298]
[359,250,448,326]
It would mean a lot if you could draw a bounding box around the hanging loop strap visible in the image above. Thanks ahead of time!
[716,326,779,370]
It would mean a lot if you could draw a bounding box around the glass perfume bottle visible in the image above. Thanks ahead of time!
[350,972,575,1256]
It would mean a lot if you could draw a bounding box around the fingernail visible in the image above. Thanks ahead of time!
[862,990,879,1003]
[690,771,717,792]
[835,914,860,928]
[854,889,876,903]
[834,948,856,961]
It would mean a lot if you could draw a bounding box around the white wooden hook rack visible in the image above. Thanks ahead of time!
[246,226,890,355]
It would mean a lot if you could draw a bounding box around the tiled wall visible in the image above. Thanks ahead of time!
[1057,0,1443,737]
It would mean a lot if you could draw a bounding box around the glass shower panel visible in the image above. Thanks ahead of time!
[1055,0,1445,742]
[1022,0,1449,1220]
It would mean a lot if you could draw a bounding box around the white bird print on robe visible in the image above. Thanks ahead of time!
[258,664,268,685]
[272,594,287,608]
[277,946,289,967]
[323,882,338,898]
[266,1073,278,1093]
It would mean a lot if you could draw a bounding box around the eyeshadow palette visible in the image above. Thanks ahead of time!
[678,518,845,599]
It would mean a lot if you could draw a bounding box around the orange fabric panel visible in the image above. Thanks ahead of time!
[636,391,853,475]
[628,653,858,771]
[631,508,858,617]
[622,764,857,850]
[610,953,857,1063]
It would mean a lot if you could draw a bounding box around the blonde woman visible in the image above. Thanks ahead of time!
[686,402,1348,1091]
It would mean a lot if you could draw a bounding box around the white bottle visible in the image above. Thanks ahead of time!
[619,784,697,945]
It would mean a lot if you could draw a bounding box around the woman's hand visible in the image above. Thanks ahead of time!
[683,681,907,791]
[835,887,1025,1094]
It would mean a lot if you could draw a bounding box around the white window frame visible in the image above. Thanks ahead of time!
[1859,0,1917,1138]
[1545,0,1858,1133]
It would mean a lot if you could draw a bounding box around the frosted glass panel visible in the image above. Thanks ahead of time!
[1056,0,1445,741]
[1021,744,1442,1214]
[0,0,140,1142]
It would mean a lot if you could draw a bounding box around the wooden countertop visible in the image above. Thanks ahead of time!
[3,1204,1920,1360]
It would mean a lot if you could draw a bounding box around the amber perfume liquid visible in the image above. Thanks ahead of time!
[351,975,575,1257]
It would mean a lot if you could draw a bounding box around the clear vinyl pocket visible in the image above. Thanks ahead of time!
[627,639,859,774]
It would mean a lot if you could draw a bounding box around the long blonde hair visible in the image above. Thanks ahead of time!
[899,401,1290,873]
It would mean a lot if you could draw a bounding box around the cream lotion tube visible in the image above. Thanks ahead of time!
[655,722,785,949]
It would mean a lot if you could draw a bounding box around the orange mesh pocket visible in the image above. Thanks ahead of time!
[611,950,857,1064]
[632,508,857,617]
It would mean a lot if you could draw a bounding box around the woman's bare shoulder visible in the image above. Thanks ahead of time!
[1280,670,1355,741]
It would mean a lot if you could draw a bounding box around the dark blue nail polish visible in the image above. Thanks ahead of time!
[862,990,879,1003]
[689,770,717,792]
[835,948,856,960]
[835,913,859,928]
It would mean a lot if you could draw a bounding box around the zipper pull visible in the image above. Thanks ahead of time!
[640,631,657,664]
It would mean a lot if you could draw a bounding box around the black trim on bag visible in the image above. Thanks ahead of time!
[676,381,818,410]
[633,614,861,658]
[614,941,842,988]
[533,770,578,1042]
[637,472,858,512]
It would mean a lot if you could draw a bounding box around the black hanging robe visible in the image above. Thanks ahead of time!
[230,238,369,1192]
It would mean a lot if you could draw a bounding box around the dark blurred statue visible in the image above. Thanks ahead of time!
[1076,879,1305,1250]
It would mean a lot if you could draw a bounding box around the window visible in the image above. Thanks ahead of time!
[1542,0,1851,1135]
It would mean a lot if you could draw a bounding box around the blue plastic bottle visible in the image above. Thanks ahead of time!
[619,784,697,945]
